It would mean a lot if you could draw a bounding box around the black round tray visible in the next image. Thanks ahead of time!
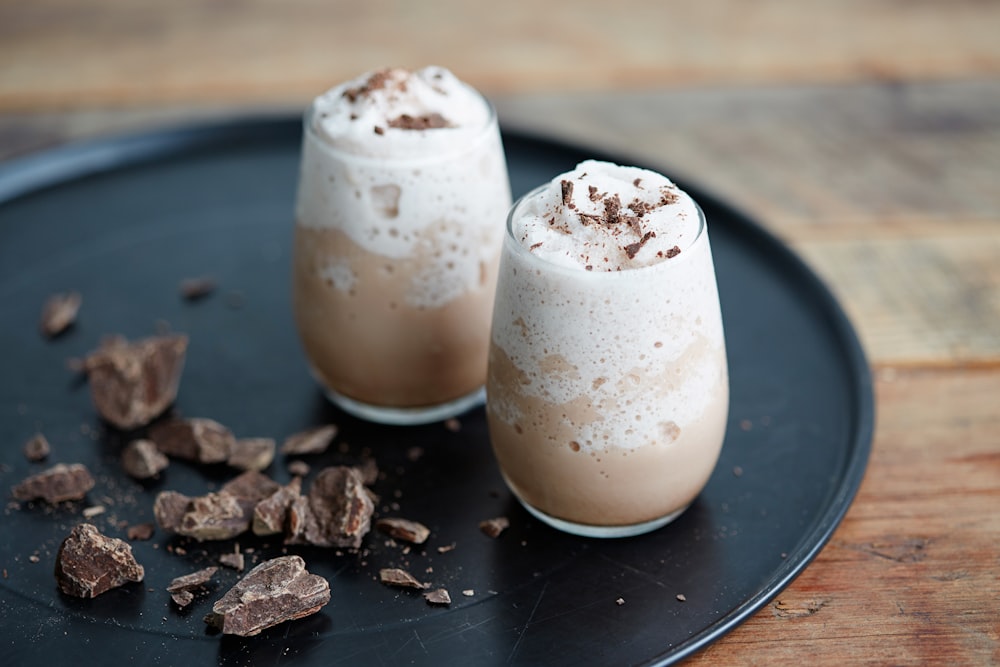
[0,118,873,666]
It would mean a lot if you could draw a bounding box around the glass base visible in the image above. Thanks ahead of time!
[322,385,486,426]
[508,484,690,538]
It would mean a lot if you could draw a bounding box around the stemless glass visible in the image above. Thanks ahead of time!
[486,185,729,537]
[292,101,511,425]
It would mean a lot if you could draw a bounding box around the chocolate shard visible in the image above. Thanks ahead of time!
[204,555,330,636]
[12,463,95,504]
[376,518,431,545]
[285,466,374,549]
[166,566,217,594]
[379,567,429,590]
[424,588,451,605]
[171,589,195,607]
[479,516,510,539]
[54,523,144,598]
[219,549,245,572]
[221,470,281,505]
[23,434,51,462]
[252,477,302,536]
[40,291,82,338]
[121,439,169,479]
[280,425,337,455]
[176,492,251,541]
[153,490,192,533]
[149,417,235,464]
[80,334,188,429]
[227,437,276,472]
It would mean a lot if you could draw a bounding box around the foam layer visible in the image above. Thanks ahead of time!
[511,160,701,271]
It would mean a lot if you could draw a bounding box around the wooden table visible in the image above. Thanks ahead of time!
[2,1,998,663]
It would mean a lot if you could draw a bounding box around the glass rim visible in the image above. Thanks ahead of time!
[504,183,709,278]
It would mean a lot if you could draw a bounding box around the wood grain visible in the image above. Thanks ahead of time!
[1,0,1000,110]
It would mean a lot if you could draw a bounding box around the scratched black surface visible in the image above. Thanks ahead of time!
[0,119,873,666]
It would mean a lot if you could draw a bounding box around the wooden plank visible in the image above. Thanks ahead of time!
[686,367,1000,666]
[1,0,999,109]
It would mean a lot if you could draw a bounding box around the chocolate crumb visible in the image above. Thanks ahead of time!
[376,517,431,545]
[633,178,643,187]
[55,523,144,598]
[462,589,474,597]
[424,588,451,605]
[40,291,81,338]
[373,125,385,135]
[616,597,626,606]
[281,425,337,455]
[179,277,216,301]
[127,522,155,541]
[624,231,656,260]
[588,185,601,202]
[676,593,687,602]
[437,543,456,554]
[227,437,276,472]
[219,548,245,572]
[733,466,744,477]
[149,417,235,464]
[12,463,95,504]
[82,505,105,519]
[22,434,50,462]
[205,555,330,636]
[171,590,195,607]
[287,460,311,477]
[379,567,429,590]
[122,439,169,479]
[666,246,681,259]
[80,334,188,430]
[167,566,217,607]
[406,446,424,462]
[479,516,509,538]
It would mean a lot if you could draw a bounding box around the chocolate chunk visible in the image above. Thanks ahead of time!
[177,492,250,541]
[179,277,216,301]
[624,230,656,260]
[423,588,451,606]
[54,523,144,598]
[204,555,330,636]
[219,549,245,572]
[80,334,188,430]
[379,567,429,590]
[387,113,452,130]
[227,437,276,472]
[121,439,169,479]
[126,522,155,541]
[22,434,51,462]
[479,516,509,538]
[280,425,337,455]
[665,245,681,259]
[252,477,302,536]
[149,417,235,464]
[286,466,374,549]
[40,291,81,338]
[152,490,192,533]
[166,566,217,607]
[376,518,430,545]
[12,463,95,504]
[220,469,281,503]
[287,460,310,477]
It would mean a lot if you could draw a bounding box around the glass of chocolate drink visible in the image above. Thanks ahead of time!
[486,161,729,537]
[293,67,511,424]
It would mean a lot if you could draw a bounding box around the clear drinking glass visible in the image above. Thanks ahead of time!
[486,185,729,537]
[292,101,511,425]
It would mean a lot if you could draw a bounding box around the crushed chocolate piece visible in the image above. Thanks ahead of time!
[252,477,302,536]
[437,543,456,554]
[204,555,330,636]
[666,245,681,259]
[40,291,82,338]
[80,334,188,430]
[286,466,374,549]
[376,518,430,545]
[152,490,191,533]
[54,523,144,598]
[379,567,429,590]
[676,593,687,602]
[624,231,656,260]
[373,125,385,135]
[221,469,280,503]
[227,437,276,472]
[560,180,574,207]
[424,588,451,606]
[12,463,95,504]
[82,505,105,519]
[176,492,250,541]
[127,522,155,541]
[149,417,235,464]
[462,589,474,597]
[179,277,216,301]
[616,597,626,606]
[287,460,310,477]
[588,185,601,202]
[121,439,169,479]
[479,516,509,538]
[22,434,51,462]
[387,113,452,130]
[281,425,337,455]
[167,566,217,606]
[219,549,245,572]
[443,418,461,433]
[633,178,643,187]
[342,69,393,103]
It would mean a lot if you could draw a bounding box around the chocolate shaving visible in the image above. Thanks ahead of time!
[80,334,188,430]
[204,556,330,636]
[40,291,81,338]
[379,567,429,590]
[376,517,431,545]
[121,439,169,479]
[424,588,451,605]
[12,463,95,504]
[479,516,509,538]
[387,113,452,130]
[227,437,276,472]
[281,425,337,455]
[560,180,574,207]
[149,417,235,464]
[624,231,656,259]
[22,434,50,462]
[55,523,144,598]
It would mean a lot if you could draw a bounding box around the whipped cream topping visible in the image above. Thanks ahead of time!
[311,66,493,158]
[511,160,701,271]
